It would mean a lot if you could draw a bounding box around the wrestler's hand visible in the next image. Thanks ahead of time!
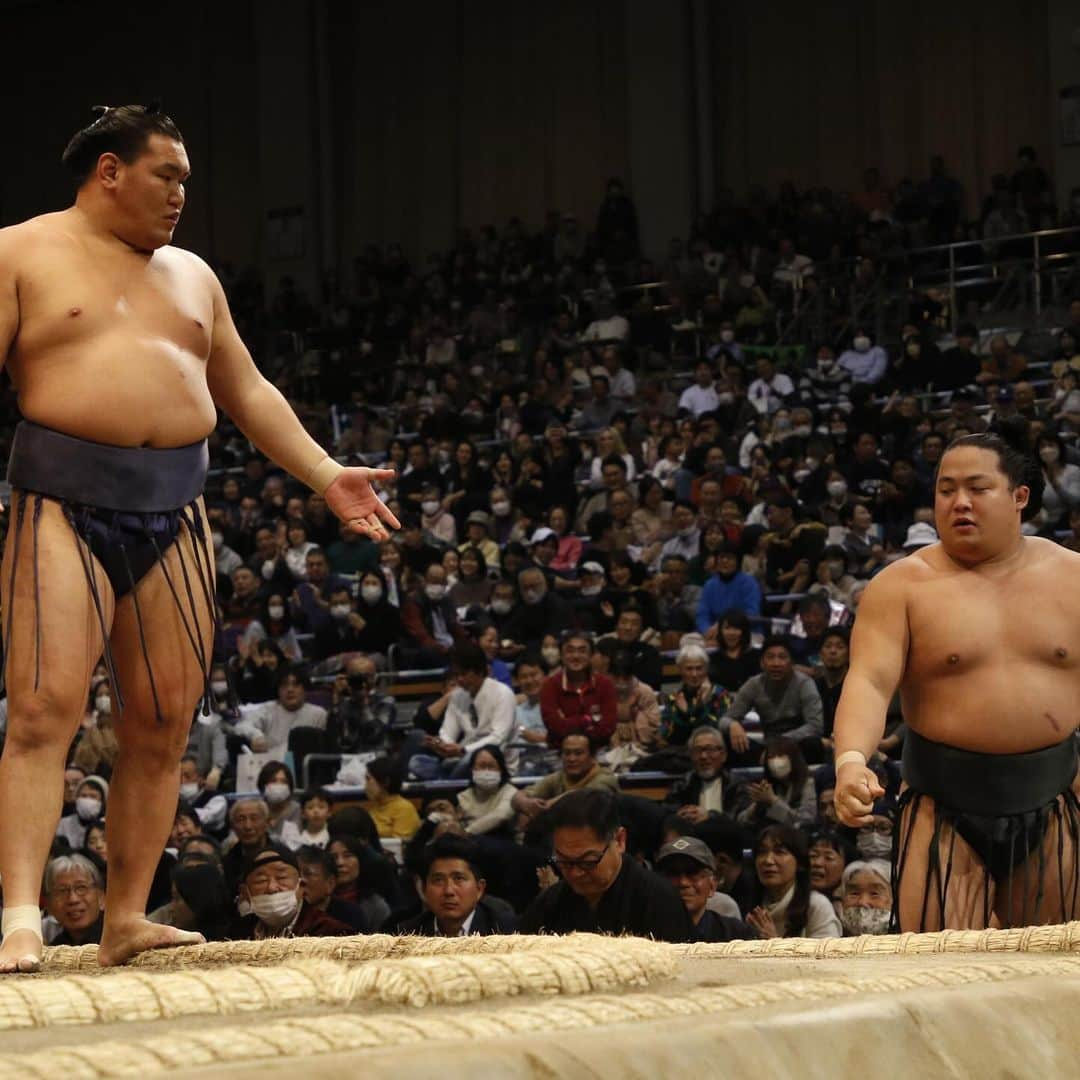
[834,762,885,828]
[323,468,400,542]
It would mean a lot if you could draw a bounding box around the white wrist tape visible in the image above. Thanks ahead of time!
[306,455,345,495]
[834,750,868,770]
[1,904,43,942]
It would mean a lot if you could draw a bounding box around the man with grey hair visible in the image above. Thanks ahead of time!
[222,797,271,891]
[45,854,105,946]
[502,566,571,650]
[839,859,893,936]
[665,726,747,823]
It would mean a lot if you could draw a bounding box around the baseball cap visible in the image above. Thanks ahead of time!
[580,561,605,576]
[903,522,938,549]
[655,837,716,872]
[240,845,298,883]
[529,527,557,545]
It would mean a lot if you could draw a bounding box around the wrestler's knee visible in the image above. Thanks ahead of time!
[3,691,83,757]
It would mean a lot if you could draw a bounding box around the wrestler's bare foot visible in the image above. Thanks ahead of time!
[98,916,205,968]
[0,929,43,974]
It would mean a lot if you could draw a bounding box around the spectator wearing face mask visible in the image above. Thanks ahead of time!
[72,680,119,780]
[457,746,517,836]
[234,847,353,940]
[840,859,893,936]
[256,762,302,842]
[245,525,297,597]
[837,328,888,385]
[178,754,229,840]
[419,483,457,547]
[399,564,469,668]
[56,776,108,851]
[854,801,896,863]
[346,571,401,668]
[187,665,229,783]
[241,593,303,662]
[810,544,858,607]
[737,738,816,829]
[210,519,244,578]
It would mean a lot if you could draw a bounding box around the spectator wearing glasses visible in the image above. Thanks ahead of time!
[665,726,746,824]
[519,789,691,941]
[655,837,754,942]
[44,853,105,946]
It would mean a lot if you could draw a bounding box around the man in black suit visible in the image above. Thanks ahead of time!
[394,837,517,936]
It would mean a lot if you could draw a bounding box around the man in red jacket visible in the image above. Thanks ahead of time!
[539,632,618,748]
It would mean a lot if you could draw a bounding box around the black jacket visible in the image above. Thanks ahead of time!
[392,896,518,936]
[519,855,692,942]
[665,769,748,819]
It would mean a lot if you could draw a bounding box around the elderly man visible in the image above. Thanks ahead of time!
[655,837,753,942]
[519,789,691,941]
[502,567,573,651]
[45,854,105,946]
[665,727,746,824]
[400,563,467,667]
[233,668,328,761]
[394,836,518,936]
[222,797,272,891]
[234,847,352,940]
[512,734,619,822]
[839,859,893,936]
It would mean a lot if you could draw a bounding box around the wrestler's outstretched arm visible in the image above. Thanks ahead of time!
[833,563,909,827]
[200,260,399,542]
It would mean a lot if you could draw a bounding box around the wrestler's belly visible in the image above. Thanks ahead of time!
[901,663,1080,753]
[10,338,218,448]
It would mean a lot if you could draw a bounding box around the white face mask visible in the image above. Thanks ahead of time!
[212,532,224,552]
[492,501,512,517]
[179,782,200,801]
[857,831,893,860]
[818,358,835,371]
[472,769,502,792]
[422,500,441,516]
[330,603,352,621]
[264,782,291,806]
[361,585,383,604]
[211,679,229,698]
[542,647,561,667]
[95,695,111,716]
[522,589,545,606]
[267,605,285,621]
[841,905,891,936]
[491,598,513,615]
[1040,446,1060,465]
[425,583,447,602]
[853,336,871,352]
[76,796,102,822]
[827,480,848,499]
[767,756,792,780]
[250,888,300,929]
[262,560,277,580]
[580,583,603,597]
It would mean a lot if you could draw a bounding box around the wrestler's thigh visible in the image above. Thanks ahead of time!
[109,500,214,744]
[0,492,113,737]
[896,794,995,932]
[996,787,1080,927]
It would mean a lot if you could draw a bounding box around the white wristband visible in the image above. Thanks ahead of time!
[1,904,43,942]
[306,455,345,495]
[834,750,868,770]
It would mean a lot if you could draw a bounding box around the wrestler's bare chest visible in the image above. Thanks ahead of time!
[901,545,1080,748]
[6,225,218,447]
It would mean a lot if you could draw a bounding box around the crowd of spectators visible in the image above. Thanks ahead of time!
[15,160,1080,945]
